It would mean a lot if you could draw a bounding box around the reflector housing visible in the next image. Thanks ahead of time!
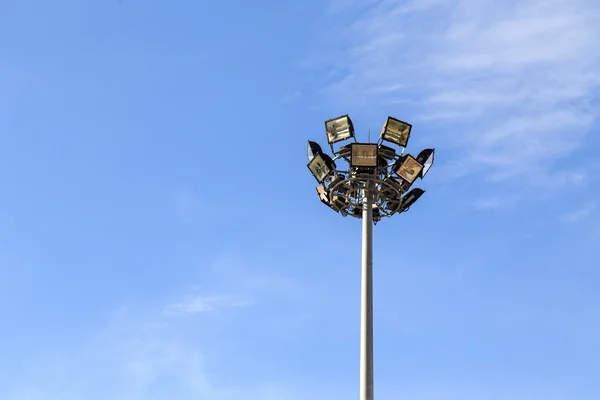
[378,144,396,160]
[416,148,435,178]
[330,194,348,212]
[307,153,334,183]
[325,115,355,144]
[399,188,425,212]
[351,143,378,168]
[307,141,323,162]
[336,144,352,158]
[380,117,411,147]
[393,155,423,184]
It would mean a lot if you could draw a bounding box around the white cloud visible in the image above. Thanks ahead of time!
[315,0,600,184]
[163,295,250,317]
[471,197,506,210]
[2,301,335,400]
[559,202,595,223]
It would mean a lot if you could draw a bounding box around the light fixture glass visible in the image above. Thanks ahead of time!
[307,153,334,183]
[325,115,355,144]
[416,148,435,178]
[307,141,323,162]
[392,155,423,184]
[399,188,425,213]
[380,117,411,147]
[351,143,378,168]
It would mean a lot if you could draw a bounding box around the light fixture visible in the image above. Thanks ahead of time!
[330,194,348,212]
[329,174,346,189]
[387,198,401,213]
[399,188,425,213]
[336,144,352,158]
[351,143,378,168]
[392,154,423,184]
[416,148,435,178]
[382,176,401,199]
[307,153,335,183]
[372,204,381,220]
[325,115,355,144]
[316,185,329,205]
[307,141,323,162]
[380,117,411,147]
[400,179,413,193]
[352,204,381,219]
[377,144,396,160]
[377,156,388,170]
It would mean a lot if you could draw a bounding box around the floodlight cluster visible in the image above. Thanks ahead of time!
[307,115,435,223]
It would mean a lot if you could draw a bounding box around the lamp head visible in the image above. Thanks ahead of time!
[416,148,435,178]
[325,115,355,144]
[380,117,411,147]
[399,188,425,213]
[307,141,323,162]
[392,154,423,184]
[350,143,378,171]
[307,153,335,183]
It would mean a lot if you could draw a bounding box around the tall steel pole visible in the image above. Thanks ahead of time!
[306,115,434,400]
[360,181,374,400]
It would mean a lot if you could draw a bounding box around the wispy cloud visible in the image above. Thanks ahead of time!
[3,298,329,400]
[559,202,595,223]
[163,295,250,317]
[471,197,505,210]
[314,0,600,184]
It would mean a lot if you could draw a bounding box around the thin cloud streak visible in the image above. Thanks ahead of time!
[164,295,250,317]
[315,0,600,184]
[559,202,595,223]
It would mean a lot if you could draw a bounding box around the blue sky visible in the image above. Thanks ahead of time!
[1,0,599,399]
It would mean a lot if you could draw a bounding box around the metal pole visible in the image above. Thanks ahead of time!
[360,181,374,400]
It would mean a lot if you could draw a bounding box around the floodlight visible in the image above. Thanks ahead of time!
[380,117,411,147]
[316,185,329,205]
[307,153,335,183]
[377,156,388,170]
[337,144,352,158]
[307,141,323,162]
[325,115,355,144]
[372,205,381,220]
[400,179,413,193]
[352,204,381,219]
[330,194,348,212]
[382,176,401,199]
[351,144,378,168]
[392,154,423,184]
[387,198,401,213]
[399,188,425,213]
[329,174,346,190]
[416,148,435,178]
[378,144,396,160]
